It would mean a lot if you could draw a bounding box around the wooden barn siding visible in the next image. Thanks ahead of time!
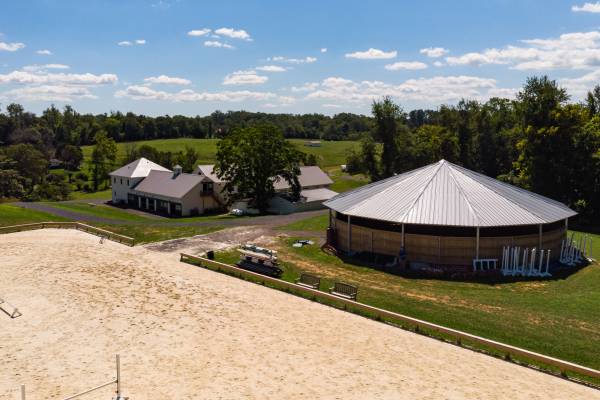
[333,220,566,266]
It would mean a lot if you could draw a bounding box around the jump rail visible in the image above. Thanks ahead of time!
[19,354,125,400]
[180,252,600,382]
[0,222,135,246]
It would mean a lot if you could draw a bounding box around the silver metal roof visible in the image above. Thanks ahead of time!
[324,159,576,227]
[132,170,208,199]
[273,166,334,190]
[110,157,170,178]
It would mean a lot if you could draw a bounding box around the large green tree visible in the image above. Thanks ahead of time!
[91,131,117,191]
[372,97,404,179]
[214,125,303,212]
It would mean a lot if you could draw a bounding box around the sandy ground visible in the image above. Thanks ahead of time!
[1,229,598,400]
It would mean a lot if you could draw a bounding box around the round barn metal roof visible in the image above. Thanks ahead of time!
[324,160,576,227]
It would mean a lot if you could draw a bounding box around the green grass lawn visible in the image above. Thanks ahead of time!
[69,188,112,200]
[81,138,359,169]
[94,223,224,244]
[0,204,70,226]
[212,229,600,374]
[0,203,225,244]
[44,202,155,222]
[278,213,329,232]
[326,166,370,193]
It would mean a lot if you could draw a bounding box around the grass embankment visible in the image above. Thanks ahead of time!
[0,204,224,244]
[213,221,600,374]
[0,204,70,225]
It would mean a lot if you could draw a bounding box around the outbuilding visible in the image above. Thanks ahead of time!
[324,160,577,269]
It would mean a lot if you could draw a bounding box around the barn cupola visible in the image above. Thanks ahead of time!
[173,165,183,178]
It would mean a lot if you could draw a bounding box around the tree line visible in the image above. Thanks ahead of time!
[347,76,600,225]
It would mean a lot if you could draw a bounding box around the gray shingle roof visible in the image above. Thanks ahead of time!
[109,157,170,178]
[324,159,576,227]
[132,170,208,199]
[273,166,333,190]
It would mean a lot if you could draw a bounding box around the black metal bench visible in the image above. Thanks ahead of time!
[329,282,358,300]
[295,273,321,289]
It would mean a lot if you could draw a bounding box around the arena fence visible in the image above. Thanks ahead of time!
[19,354,125,400]
[0,222,135,246]
[180,252,600,384]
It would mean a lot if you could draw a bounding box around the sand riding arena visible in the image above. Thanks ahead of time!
[1,229,599,400]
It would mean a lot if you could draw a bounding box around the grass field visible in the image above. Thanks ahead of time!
[214,227,600,373]
[81,138,359,169]
[0,204,225,244]
[0,204,70,225]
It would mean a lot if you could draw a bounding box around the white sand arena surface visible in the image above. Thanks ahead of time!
[1,229,599,400]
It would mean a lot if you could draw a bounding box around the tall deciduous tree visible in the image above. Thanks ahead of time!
[214,125,302,212]
[91,131,117,191]
[372,97,403,179]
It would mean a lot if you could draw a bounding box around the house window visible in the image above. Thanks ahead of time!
[127,179,130,185]
[202,182,214,193]
[113,177,116,183]
[120,178,123,184]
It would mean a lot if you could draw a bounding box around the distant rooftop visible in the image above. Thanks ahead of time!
[133,170,210,199]
[110,157,170,178]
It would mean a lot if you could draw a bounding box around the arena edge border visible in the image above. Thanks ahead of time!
[0,222,135,246]
[180,252,600,389]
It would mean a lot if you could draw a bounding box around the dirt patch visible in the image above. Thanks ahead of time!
[144,225,277,255]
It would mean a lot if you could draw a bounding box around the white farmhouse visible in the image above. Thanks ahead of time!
[109,157,170,204]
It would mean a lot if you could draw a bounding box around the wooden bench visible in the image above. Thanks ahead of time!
[295,273,321,289]
[329,282,358,300]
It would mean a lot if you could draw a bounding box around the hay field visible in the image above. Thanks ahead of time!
[1,229,598,400]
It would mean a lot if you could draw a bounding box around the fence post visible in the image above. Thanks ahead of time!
[21,384,25,400]
[116,354,121,398]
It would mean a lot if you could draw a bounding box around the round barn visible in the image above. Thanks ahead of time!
[324,160,577,272]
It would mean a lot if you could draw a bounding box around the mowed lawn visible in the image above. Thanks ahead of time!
[0,204,224,244]
[81,138,359,169]
[218,220,600,373]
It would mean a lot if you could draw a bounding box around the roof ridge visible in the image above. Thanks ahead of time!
[446,164,481,225]
[398,161,444,222]
[450,164,545,224]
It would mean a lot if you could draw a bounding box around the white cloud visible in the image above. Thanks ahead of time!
[263,96,296,108]
[118,39,145,47]
[223,70,268,85]
[345,48,397,59]
[188,28,211,37]
[384,61,428,71]
[323,103,342,108]
[572,2,600,12]
[561,69,600,97]
[446,31,600,70]
[36,49,52,55]
[115,85,277,102]
[143,75,191,85]
[291,82,319,92]
[204,41,234,49]
[321,48,328,53]
[214,27,252,41]
[304,75,509,104]
[420,47,449,58]
[0,42,25,52]
[268,56,317,64]
[22,64,70,72]
[3,85,96,102]
[0,70,118,85]
[255,65,287,72]
[433,61,445,67]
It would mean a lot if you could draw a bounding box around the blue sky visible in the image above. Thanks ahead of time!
[2,0,600,116]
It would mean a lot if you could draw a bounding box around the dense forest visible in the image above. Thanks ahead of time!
[0,75,598,223]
